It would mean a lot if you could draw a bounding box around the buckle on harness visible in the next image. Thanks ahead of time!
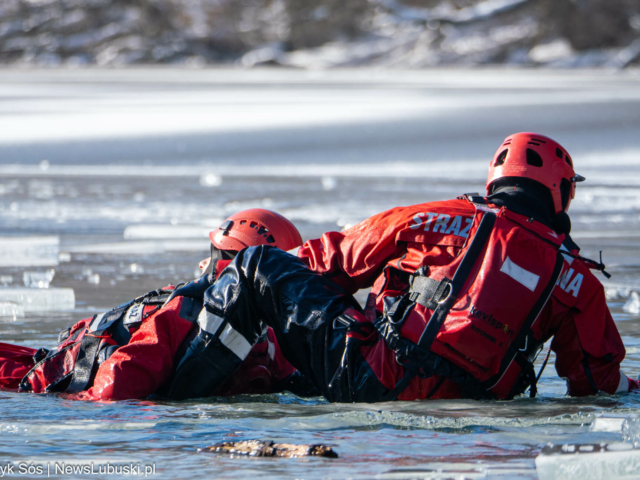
[437,283,453,305]
[409,276,453,311]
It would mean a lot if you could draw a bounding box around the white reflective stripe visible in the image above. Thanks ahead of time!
[267,340,276,361]
[616,371,630,393]
[197,308,224,335]
[560,243,574,265]
[89,312,106,332]
[219,324,252,360]
[500,256,540,292]
[286,246,299,255]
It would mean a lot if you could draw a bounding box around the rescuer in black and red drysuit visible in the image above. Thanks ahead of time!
[0,209,314,401]
[166,132,640,402]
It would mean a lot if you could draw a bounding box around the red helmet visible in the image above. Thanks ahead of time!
[210,209,303,252]
[486,132,585,214]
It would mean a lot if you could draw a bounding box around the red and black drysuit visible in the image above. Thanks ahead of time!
[0,258,309,401]
[187,196,638,402]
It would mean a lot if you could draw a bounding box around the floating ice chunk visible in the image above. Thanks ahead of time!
[590,415,626,433]
[0,275,13,286]
[87,273,100,285]
[623,416,640,448]
[0,288,75,312]
[0,302,25,320]
[536,443,640,480]
[379,461,534,478]
[321,176,337,191]
[129,263,144,274]
[606,287,632,301]
[199,173,223,187]
[0,236,59,267]
[623,291,640,315]
[23,269,55,289]
[58,252,72,263]
[123,225,211,240]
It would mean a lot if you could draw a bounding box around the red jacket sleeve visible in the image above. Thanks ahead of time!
[0,343,37,390]
[297,207,414,294]
[541,260,632,396]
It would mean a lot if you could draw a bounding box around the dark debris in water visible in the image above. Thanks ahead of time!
[200,440,338,458]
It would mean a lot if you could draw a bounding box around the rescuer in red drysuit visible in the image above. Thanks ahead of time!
[168,132,639,402]
[0,209,314,401]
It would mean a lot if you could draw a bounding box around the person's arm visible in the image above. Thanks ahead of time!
[298,207,412,294]
[547,270,636,395]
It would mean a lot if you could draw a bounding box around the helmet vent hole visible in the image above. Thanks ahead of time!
[240,220,247,225]
[526,149,543,167]
[495,149,508,166]
[556,148,563,159]
[249,221,257,228]
[532,138,547,143]
[258,226,268,235]
[266,235,275,244]
[565,154,573,167]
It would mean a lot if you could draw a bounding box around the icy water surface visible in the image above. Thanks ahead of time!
[1,69,640,479]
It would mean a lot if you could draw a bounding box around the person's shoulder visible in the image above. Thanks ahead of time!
[344,198,474,237]
[379,198,474,219]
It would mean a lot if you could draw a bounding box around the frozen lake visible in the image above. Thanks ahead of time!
[1,68,640,479]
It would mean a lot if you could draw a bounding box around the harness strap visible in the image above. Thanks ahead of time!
[514,353,537,398]
[379,365,416,402]
[581,351,599,395]
[417,211,497,352]
[536,346,552,383]
[65,330,103,393]
[409,276,451,310]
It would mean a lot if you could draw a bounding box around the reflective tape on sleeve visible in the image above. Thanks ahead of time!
[219,324,252,360]
[198,308,224,336]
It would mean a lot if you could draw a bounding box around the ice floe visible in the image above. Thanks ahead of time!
[0,288,75,313]
[536,442,640,480]
[0,302,25,320]
[22,269,55,289]
[623,292,640,315]
[0,236,59,267]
